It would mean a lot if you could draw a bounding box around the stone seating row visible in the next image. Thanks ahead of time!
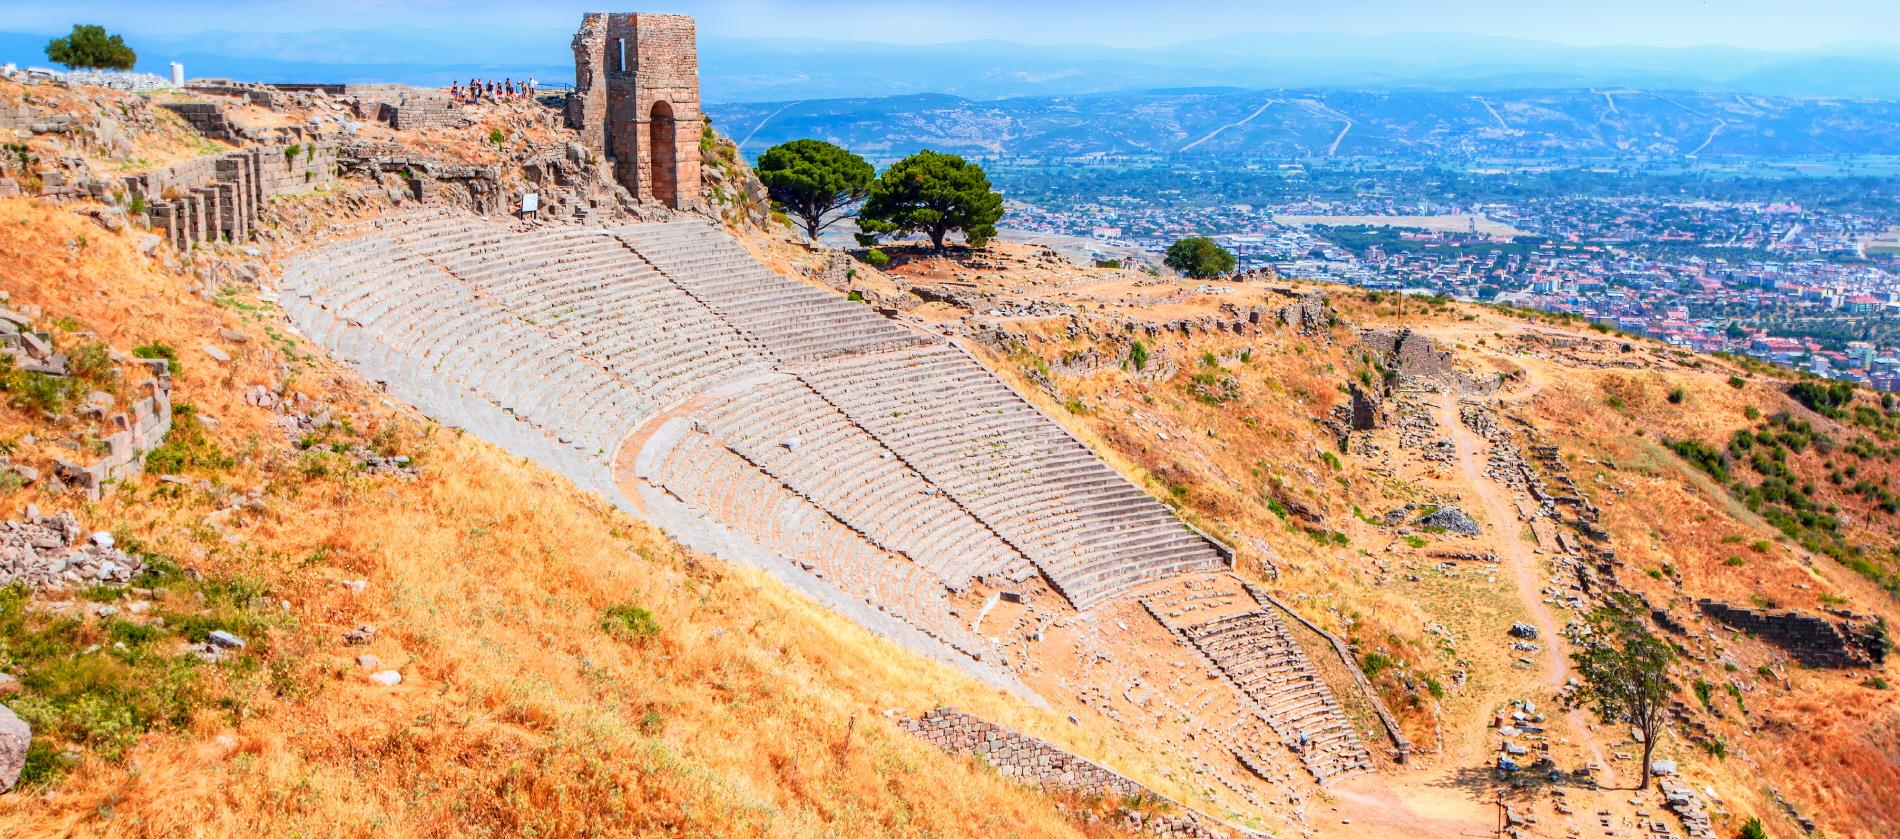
[616,223,927,363]
[281,253,626,502]
[796,343,1227,609]
[1181,611,1373,782]
[289,211,1233,623]
[647,427,985,655]
[692,374,1023,589]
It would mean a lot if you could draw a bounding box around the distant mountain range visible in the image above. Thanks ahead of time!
[705,88,1900,161]
[4,28,1900,102]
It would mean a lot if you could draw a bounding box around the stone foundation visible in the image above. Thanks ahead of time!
[126,143,337,249]
[1697,599,1887,668]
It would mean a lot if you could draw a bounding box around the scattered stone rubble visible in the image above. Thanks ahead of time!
[1657,776,1719,839]
[0,508,145,589]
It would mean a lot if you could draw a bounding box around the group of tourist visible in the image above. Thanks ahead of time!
[451,78,536,104]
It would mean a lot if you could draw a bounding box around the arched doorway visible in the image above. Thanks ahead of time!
[648,101,678,209]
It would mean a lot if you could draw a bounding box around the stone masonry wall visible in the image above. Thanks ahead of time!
[1697,599,1887,668]
[568,12,702,210]
[53,362,174,501]
[158,102,237,140]
[899,708,1267,839]
[125,143,337,249]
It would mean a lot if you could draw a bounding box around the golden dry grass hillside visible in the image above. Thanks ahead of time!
[0,197,1178,838]
[2,70,1896,839]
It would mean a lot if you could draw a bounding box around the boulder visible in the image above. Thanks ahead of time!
[1416,506,1481,536]
[0,702,27,793]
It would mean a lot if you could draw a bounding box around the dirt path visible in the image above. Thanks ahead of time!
[1437,396,1619,789]
[1179,98,1276,152]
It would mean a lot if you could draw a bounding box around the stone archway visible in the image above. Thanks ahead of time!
[649,100,678,209]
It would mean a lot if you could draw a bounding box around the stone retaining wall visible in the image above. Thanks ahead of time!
[1697,599,1886,668]
[899,708,1267,839]
[158,102,237,140]
[51,360,174,501]
[389,96,468,130]
[125,143,337,249]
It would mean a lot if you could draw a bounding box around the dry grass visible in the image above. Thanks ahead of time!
[0,197,1138,837]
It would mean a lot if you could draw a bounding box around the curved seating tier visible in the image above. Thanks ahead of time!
[1178,611,1373,783]
[644,424,985,655]
[286,210,1231,617]
[795,343,1228,609]
[692,374,1024,589]
[615,223,928,365]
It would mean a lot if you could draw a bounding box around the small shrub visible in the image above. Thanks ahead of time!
[845,290,864,302]
[1728,375,1746,389]
[1667,387,1686,405]
[1128,340,1150,371]
[132,342,181,375]
[2,362,77,414]
[862,248,889,267]
[1360,651,1396,679]
[1738,817,1767,839]
[67,342,116,385]
[143,404,233,474]
[601,605,661,642]
[1699,736,1727,759]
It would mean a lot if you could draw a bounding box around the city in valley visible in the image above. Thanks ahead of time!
[985,159,1900,384]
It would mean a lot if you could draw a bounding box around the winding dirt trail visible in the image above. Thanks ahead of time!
[1437,396,1619,789]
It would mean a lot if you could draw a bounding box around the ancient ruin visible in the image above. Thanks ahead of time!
[900,707,1267,839]
[568,13,703,209]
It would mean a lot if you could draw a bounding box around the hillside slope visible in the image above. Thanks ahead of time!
[0,73,1893,839]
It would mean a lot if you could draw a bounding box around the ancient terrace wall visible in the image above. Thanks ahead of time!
[1697,599,1888,669]
[123,143,338,248]
[899,708,1268,839]
[568,12,703,210]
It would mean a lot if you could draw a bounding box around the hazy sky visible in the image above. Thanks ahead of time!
[5,0,1898,50]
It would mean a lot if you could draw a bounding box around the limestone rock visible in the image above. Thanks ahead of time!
[0,702,27,793]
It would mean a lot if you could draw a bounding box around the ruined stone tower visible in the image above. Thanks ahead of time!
[568,12,703,210]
